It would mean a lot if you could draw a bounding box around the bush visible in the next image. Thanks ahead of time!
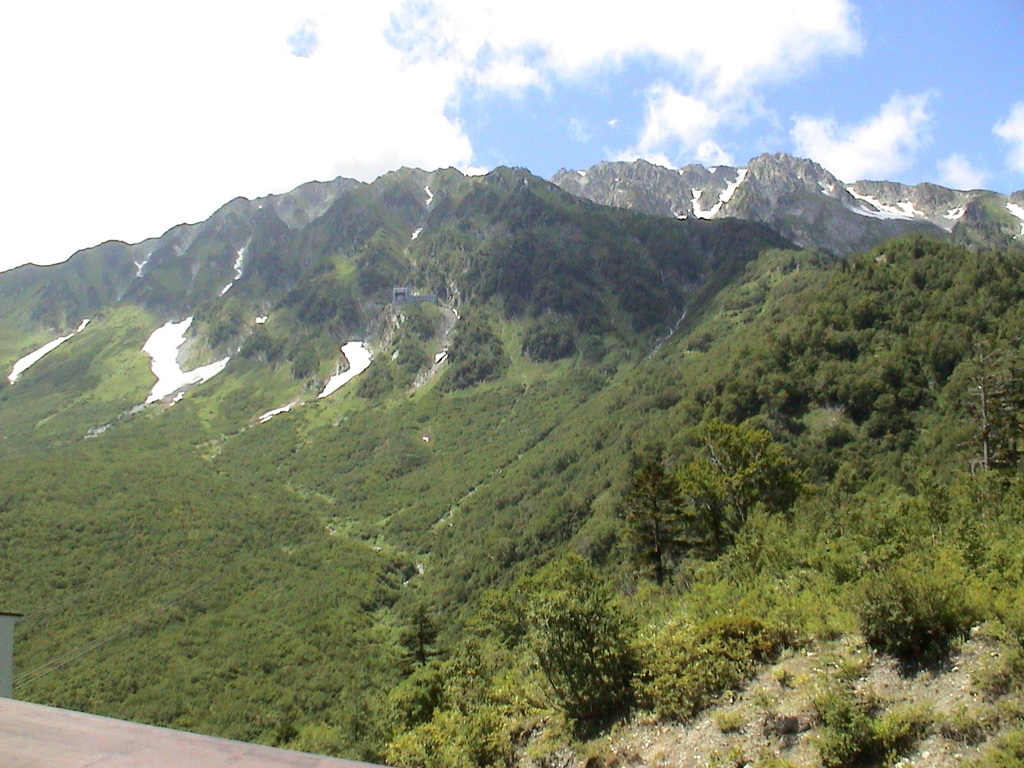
[814,684,876,768]
[439,312,509,390]
[970,728,1024,768]
[521,319,576,362]
[714,710,746,733]
[640,616,790,721]
[526,555,637,727]
[856,551,976,662]
[385,707,511,768]
[973,640,1024,698]
[938,703,990,745]
[872,704,932,760]
[814,683,931,768]
[357,358,397,398]
[385,662,446,733]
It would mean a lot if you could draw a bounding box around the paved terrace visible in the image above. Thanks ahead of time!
[0,698,386,768]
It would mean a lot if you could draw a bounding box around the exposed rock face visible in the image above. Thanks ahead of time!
[264,177,361,229]
[553,153,1021,255]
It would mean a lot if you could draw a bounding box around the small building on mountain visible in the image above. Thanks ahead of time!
[392,286,438,306]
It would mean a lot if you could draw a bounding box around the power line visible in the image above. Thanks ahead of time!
[13,574,222,692]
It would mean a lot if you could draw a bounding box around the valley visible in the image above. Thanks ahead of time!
[1,159,1024,768]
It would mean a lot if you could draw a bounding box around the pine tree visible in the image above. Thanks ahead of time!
[620,453,684,585]
[970,346,1024,472]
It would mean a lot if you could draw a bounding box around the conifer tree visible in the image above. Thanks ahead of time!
[620,453,684,586]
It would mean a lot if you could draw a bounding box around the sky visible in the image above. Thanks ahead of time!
[1,0,1022,273]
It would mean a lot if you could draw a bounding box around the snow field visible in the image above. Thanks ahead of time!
[7,319,92,383]
[142,317,229,404]
[318,342,372,398]
[847,190,925,220]
[1007,203,1024,236]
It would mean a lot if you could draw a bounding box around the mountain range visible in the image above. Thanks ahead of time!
[3,153,1024,765]
[6,152,1022,392]
[553,152,1024,255]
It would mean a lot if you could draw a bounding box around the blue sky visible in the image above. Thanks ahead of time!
[1,0,1022,273]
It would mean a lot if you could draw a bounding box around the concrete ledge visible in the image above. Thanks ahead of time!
[0,698,387,768]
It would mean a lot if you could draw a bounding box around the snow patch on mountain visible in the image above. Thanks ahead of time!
[692,168,747,219]
[7,320,92,383]
[720,168,748,204]
[411,227,423,240]
[258,402,298,423]
[143,317,229,404]
[219,245,249,295]
[134,251,152,278]
[10,334,73,383]
[690,188,713,219]
[945,206,967,221]
[847,190,923,220]
[318,342,372,398]
[1007,203,1024,236]
[424,186,434,206]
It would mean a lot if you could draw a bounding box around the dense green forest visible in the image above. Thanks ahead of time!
[366,236,1024,767]
[5,216,1024,766]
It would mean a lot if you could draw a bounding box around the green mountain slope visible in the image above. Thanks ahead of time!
[373,235,1024,767]
[6,157,1024,766]
[0,167,788,759]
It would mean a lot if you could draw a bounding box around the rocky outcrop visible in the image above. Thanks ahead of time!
[553,153,1020,256]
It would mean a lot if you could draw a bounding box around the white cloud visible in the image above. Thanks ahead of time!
[695,140,734,167]
[389,0,860,95]
[791,94,933,181]
[0,1,474,271]
[937,154,988,190]
[287,19,319,57]
[472,53,543,93]
[994,102,1024,173]
[568,118,591,144]
[624,84,733,167]
[386,0,859,170]
[0,0,862,272]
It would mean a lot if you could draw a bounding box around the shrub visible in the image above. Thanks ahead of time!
[526,555,637,727]
[772,666,794,689]
[385,707,511,768]
[969,728,1024,768]
[872,704,932,760]
[939,703,990,745]
[707,746,747,768]
[385,662,446,732]
[439,312,509,390]
[714,709,746,733]
[814,684,877,768]
[288,723,350,757]
[357,358,397,398]
[856,551,976,662]
[973,641,1024,698]
[521,319,576,362]
[640,616,790,721]
[814,683,931,768]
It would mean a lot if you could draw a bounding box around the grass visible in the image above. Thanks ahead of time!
[0,305,158,451]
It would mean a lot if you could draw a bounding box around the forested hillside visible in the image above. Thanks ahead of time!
[4,170,1024,768]
[376,235,1024,768]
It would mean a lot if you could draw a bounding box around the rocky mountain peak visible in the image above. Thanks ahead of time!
[552,153,1021,255]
